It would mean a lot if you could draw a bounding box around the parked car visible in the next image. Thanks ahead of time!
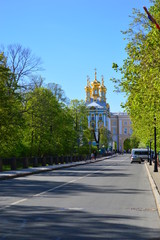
[130,148,149,164]
[131,155,141,164]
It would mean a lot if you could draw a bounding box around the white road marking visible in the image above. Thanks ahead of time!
[68,207,83,211]
[10,198,27,205]
[54,207,83,212]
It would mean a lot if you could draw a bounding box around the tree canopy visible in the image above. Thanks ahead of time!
[0,46,91,158]
[111,0,160,149]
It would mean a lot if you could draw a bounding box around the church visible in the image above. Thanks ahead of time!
[85,70,132,152]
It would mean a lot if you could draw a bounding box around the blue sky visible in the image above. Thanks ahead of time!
[1,0,151,112]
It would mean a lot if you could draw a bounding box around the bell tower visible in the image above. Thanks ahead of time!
[91,68,100,101]
[99,75,107,102]
[85,76,92,103]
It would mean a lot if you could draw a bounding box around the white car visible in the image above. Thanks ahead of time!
[131,148,149,164]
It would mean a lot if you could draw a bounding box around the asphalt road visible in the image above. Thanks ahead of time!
[0,154,160,240]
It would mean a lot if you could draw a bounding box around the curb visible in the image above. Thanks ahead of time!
[145,162,160,217]
[0,161,89,180]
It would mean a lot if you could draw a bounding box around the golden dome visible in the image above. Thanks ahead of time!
[106,103,110,108]
[85,76,91,91]
[99,75,106,93]
[91,69,100,87]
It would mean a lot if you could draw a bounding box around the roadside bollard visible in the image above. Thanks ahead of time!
[49,156,53,165]
[33,157,38,167]
[11,157,17,170]
[23,157,28,169]
[0,158,3,172]
[42,157,46,166]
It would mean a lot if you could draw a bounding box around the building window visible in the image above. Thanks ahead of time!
[91,122,95,128]
[91,114,94,121]
[99,114,102,121]
[124,128,127,134]
[113,128,116,134]
[129,128,133,134]
[124,121,127,125]
[112,121,117,126]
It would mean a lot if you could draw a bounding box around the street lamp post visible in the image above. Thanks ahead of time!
[149,139,152,165]
[154,117,158,172]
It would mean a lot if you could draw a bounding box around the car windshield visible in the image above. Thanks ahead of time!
[134,151,148,155]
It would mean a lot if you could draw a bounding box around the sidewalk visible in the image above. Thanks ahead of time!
[145,161,160,217]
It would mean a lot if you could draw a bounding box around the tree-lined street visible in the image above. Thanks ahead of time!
[1,2,160,239]
[0,155,160,239]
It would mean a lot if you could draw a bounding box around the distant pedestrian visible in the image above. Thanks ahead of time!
[94,150,97,160]
[91,153,94,160]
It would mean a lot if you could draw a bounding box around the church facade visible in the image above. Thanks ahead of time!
[85,70,132,152]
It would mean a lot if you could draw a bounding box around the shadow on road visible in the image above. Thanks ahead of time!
[1,205,160,240]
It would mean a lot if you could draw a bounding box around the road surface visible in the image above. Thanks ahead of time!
[0,154,160,239]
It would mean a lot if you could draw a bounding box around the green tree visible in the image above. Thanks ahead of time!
[0,44,44,158]
[99,127,112,149]
[124,139,131,152]
[46,82,69,104]
[0,53,24,157]
[23,87,78,157]
[69,100,90,155]
[24,87,62,156]
[130,135,140,149]
[111,1,160,149]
